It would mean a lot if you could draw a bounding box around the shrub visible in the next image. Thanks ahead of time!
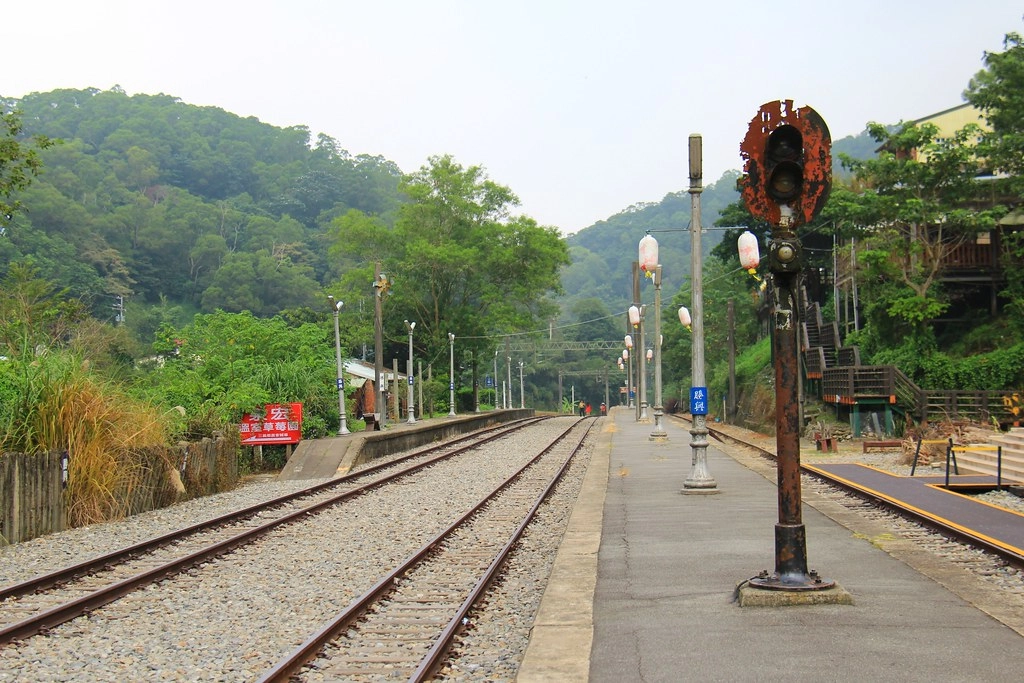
[0,350,171,526]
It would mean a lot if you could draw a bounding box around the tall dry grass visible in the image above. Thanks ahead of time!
[2,352,172,526]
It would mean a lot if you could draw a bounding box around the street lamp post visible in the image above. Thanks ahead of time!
[506,357,513,410]
[327,296,350,435]
[448,333,457,417]
[618,355,626,406]
[404,320,416,424]
[682,134,718,493]
[652,268,667,439]
[622,339,632,409]
[629,305,649,422]
[640,235,667,439]
[518,360,525,408]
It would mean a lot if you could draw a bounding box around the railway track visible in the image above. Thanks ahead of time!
[0,416,596,681]
[669,414,1024,569]
[260,416,596,681]
[0,416,548,645]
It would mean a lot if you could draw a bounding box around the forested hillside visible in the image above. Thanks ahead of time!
[558,129,877,318]
[2,86,883,339]
[1,87,405,336]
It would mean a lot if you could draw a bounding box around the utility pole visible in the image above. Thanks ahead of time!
[727,299,736,423]
[373,263,387,429]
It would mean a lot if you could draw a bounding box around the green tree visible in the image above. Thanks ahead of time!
[138,310,338,436]
[964,30,1024,182]
[564,297,620,344]
[199,251,322,315]
[329,155,569,373]
[0,108,53,224]
[830,121,999,340]
[964,29,1024,331]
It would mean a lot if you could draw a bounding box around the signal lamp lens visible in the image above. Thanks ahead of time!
[768,161,802,201]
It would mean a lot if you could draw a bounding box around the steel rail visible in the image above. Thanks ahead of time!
[257,417,594,683]
[412,418,598,682]
[0,417,550,645]
[670,414,1024,569]
[0,415,544,603]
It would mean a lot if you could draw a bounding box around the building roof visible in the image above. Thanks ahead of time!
[343,358,403,386]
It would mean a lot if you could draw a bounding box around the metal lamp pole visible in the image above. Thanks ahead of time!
[506,357,513,409]
[623,337,633,409]
[518,360,525,408]
[448,332,456,417]
[651,266,667,439]
[629,305,649,421]
[404,320,416,424]
[618,357,625,405]
[683,134,718,493]
[327,296,350,435]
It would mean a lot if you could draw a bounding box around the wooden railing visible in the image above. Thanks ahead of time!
[942,242,999,270]
[805,347,827,379]
[821,364,1015,425]
[804,293,1019,427]
[837,346,860,367]
[892,367,923,418]
[921,390,1016,424]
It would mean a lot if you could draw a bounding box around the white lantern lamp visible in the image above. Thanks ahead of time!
[639,234,659,278]
[679,306,691,331]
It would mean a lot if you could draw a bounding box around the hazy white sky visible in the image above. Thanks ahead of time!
[5,1,1022,234]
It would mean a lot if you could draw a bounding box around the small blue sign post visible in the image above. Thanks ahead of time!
[690,386,708,416]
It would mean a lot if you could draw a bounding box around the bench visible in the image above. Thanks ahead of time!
[813,432,837,453]
[863,440,902,452]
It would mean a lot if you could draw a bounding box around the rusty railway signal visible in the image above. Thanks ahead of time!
[739,101,838,594]
[739,100,832,229]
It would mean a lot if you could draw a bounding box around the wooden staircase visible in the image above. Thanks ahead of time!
[801,297,1018,431]
[955,428,1024,482]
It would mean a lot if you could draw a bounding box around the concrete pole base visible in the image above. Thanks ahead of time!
[737,581,853,607]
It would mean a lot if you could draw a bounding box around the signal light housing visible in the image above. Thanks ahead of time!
[739,100,831,227]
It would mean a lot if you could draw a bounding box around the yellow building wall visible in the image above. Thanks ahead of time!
[912,104,989,161]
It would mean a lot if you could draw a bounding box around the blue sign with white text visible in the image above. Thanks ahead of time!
[690,387,708,415]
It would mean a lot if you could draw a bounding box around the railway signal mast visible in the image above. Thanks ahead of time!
[738,100,837,592]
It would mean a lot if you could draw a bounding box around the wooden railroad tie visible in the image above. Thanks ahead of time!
[863,440,902,453]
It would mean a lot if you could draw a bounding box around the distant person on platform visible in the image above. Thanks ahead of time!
[578,400,585,417]
[585,402,592,417]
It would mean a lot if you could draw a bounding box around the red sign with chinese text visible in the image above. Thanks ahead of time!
[240,403,303,445]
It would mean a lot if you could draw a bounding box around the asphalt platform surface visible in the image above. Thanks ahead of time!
[517,407,1024,682]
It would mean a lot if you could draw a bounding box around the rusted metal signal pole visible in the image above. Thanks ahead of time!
[739,100,834,591]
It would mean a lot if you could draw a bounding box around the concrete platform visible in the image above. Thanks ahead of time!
[278,409,534,480]
[518,407,1024,682]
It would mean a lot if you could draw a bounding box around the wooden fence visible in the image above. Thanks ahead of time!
[1,433,240,546]
[0,450,66,545]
